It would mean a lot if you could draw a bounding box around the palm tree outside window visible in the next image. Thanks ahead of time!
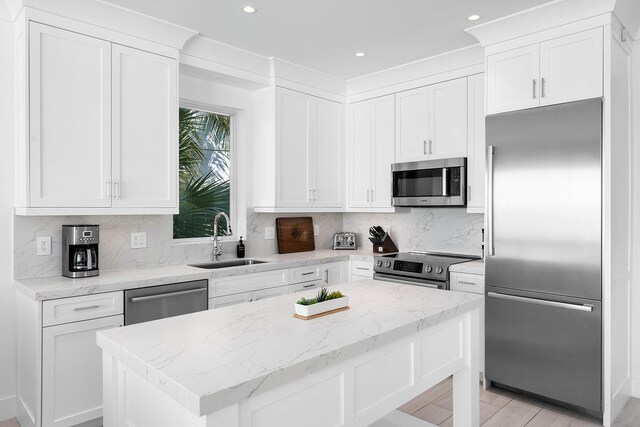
[174,107,232,239]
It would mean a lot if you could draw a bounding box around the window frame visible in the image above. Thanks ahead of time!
[173,101,238,244]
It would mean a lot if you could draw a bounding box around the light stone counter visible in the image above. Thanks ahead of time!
[14,249,375,301]
[449,258,484,275]
[98,280,483,426]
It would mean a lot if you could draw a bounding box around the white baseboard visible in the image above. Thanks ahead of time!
[0,395,16,422]
[369,410,437,427]
[631,377,640,399]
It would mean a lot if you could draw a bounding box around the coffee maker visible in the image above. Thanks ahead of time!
[62,225,99,278]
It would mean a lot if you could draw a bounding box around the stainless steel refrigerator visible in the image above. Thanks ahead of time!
[484,98,602,414]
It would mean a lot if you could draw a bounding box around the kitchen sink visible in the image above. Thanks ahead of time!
[189,259,268,269]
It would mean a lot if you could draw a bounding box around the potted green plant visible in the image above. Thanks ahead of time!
[294,287,349,317]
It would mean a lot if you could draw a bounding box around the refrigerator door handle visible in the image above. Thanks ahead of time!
[487,292,594,312]
[486,146,495,256]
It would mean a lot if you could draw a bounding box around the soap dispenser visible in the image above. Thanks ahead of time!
[237,236,245,258]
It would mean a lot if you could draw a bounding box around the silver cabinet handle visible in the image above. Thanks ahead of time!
[105,180,111,199]
[487,292,594,312]
[428,139,433,154]
[302,283,317,288]
[356,267,370,271]
[370,189,374,202]
[541,77,546,98]
[301,271,315,276]
[73,304,100,312]
[366,189,370,202]
[313,189,317,201]
[486,146,495,256]
[323,270,329,283]
[532,79,537,99]
[129,288,207,303]
[423,139,427,155]
[458,280,477,286]
[114,181,120,199]
[442,167,448,196]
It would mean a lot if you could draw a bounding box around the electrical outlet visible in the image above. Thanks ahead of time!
[36,236,51,256]
[130,232,147,249]
[314,225,319,236]
[264,227,275,240]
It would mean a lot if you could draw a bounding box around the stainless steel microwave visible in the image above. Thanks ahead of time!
[391,158,466,207]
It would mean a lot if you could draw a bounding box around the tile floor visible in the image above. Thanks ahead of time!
[1,384,638,427]
[399,376,640,427]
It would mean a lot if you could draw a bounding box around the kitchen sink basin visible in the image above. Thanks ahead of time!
[189,259,268,269]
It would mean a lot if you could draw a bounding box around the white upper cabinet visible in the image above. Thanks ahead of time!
[254,87,343,212]
[466,74,486,213]
[29,23,112,208]
[395,77,468,163]
[111,44,177,209]
[347,95,395,211]
[18,21,178,215]
[487,28,603,114]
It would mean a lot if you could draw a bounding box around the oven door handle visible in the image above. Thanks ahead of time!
[129,288,207,303]
[373,273,443,289]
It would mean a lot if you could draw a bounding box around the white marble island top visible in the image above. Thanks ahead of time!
[96,280,483,417]
[14,249,375,301]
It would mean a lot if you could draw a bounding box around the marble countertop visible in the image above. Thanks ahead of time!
[96,279,483,417]
[14,249,375,301]
[449,258,484,275]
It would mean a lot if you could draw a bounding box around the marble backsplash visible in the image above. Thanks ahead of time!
[13,211,343,279]
[343,209,484,256]
[14,209,482,279]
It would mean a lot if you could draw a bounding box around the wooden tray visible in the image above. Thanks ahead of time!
[293,306,350,320]
[276,217,315,254]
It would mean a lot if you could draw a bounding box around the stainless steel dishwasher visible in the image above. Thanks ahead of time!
[124,279,208,325]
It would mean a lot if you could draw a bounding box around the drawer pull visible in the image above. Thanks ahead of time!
[301,271,315,276]
[357,267,370,271]
[302,283,317,288]
[73,304,100,312]
[458,281,477,286]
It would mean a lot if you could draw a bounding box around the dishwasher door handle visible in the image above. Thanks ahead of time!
[129,288,207,303]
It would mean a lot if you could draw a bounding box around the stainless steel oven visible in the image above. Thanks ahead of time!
[392,158,466,207]
[124,279,208,326]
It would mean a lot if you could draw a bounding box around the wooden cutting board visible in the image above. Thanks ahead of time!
[276,217,315,254]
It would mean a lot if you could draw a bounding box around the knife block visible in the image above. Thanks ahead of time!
[372,234,399,254]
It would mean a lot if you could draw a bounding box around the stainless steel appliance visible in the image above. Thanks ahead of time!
[391,158,466,207]
[62,225,99,278]
[485,98,602,414]
[373,251,479,289]
[333,232,356,250]
[124,279,208,325]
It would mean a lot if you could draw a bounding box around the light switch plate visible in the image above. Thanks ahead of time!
[130,232,147,249]
[37,236,51,256]
[265,227,275,240]
[314,225,319,236]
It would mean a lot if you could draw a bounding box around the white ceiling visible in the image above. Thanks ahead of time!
[103,0,553,80]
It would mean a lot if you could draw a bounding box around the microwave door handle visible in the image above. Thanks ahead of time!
[442,168,448,196]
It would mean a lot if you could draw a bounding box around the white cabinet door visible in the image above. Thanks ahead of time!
[486,44,539,114]
[42,315,123,427]
[466,74,485,213]
[539,28,603,107]
[311,98,343,208]
[348,100,373,208]
[111,44,177,208]
[395,86,429,163]
[429,78,468,159]
[323,261,347,285]
[371,96,395,208]
[277,88,311,207]
[29,22,112,208]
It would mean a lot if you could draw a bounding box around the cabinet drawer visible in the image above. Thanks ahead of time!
[209,292,253,309]
[351,260,373,278]
[211,269,290,297]
[43,291,124,327]
[290,280,324,293]
[291,265,322,283]
[450,272,484,295]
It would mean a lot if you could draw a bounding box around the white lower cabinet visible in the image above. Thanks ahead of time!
[350,260,374,281]
[42,315,123,427]
[450,270,485,378]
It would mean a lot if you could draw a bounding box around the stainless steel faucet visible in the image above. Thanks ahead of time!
[212,212,232,261]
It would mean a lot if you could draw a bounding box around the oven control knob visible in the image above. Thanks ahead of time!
[385,261,392,268]
[426,265,432,273]
[376,260,383,267]
[436,266,444,274]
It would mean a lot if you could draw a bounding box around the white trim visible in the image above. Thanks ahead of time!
[631,377,640,398]
[0,395,17,423]
[370,410,437,427]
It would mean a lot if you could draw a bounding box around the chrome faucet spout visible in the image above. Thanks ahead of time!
[212,212,232,261]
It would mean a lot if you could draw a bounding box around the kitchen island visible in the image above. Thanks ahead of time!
[97,280,482,427]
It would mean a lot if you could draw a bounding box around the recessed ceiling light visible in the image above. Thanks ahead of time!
[355,52,366,57]
[242,5,256,14]
[467,14,480,21]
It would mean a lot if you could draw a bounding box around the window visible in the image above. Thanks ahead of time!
[174,107,232,239]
